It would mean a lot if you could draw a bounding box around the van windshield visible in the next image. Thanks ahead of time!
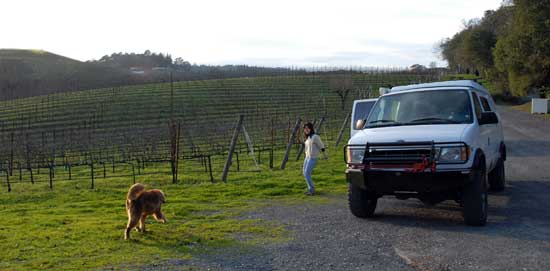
[366,89,473,128]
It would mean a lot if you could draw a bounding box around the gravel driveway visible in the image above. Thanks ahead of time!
[147,107,550,271]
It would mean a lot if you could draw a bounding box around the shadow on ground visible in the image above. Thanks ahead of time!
[373,180,550,242]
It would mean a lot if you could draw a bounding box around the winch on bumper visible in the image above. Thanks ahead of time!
[345,141,472,195]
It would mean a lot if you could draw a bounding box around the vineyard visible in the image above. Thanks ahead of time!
[0,70,444,191]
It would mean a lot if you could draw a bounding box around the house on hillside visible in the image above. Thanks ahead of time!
[409,64,427,72]
[129,67,145,75]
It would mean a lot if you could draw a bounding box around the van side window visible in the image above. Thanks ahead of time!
[480,97,492,112]
[471,92,482,120]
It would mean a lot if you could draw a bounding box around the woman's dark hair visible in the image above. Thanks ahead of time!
[303,122,315,137]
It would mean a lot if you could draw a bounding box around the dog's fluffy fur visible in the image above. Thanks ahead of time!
[125,183,166,240]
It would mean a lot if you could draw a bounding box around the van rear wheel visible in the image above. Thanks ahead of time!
[348,183,377,218]
[489,159,505,191]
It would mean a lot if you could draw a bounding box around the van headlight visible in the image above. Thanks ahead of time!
[436,146,469,162]
[346,147,365,164]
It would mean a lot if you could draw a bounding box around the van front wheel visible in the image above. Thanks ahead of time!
[462,163,488,226]
[348,183,377,218]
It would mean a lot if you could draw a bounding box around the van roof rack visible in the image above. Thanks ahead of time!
[390,80,490,95]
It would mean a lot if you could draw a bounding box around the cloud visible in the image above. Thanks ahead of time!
[1,0,502,67]
[210,38,442,67]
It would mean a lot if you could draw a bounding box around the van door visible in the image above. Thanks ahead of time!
[479,94,500,169]
[351,99,377,138]
[472,91,494,169]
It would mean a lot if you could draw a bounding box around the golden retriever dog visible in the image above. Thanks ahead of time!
[124,183,166,240]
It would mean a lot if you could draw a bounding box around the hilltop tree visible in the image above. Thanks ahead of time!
[174,57,192,71]
[96,50,173,69]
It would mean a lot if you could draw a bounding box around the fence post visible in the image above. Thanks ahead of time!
[335,113,351,147]
[49,163,54,190]
[287,119,290,143]
[269,148,274,169]
[28,164,34,184]
[202,155,208,172]
[5,170,11,192]
[90,161,94,189]
[258,149,261,164]
[270,118,274,169]
[222,115,244,183]
[237,152,241,171]
[281,117,301,169]
[131,163,136,184]
[208,155,214,183]
[169,122,180,184]
[9,132,14,177]
[68,164,72,180]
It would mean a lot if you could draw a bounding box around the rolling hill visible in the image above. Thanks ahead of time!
[0,49,304,100]
[0,49,127,99]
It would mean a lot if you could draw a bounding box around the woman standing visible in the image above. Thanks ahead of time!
[302,122,326,196]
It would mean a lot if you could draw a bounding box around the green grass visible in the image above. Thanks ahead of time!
[0,147,348,270]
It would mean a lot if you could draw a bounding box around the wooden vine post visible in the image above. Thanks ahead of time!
[5,170,11,192]
[222,115,244,183]
[49,162,54,190]
[90,160,95,190]
[280,117,301,169]
[169,122,181,184]
[335,112,351,147]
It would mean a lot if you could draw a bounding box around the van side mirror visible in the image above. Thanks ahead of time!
[355,119,366,130]
[479,112,499,125]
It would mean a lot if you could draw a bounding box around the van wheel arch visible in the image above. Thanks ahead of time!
[489,143,506,191]
[472,149,486,170]
[470,149,488,189]
[500,142,506,161]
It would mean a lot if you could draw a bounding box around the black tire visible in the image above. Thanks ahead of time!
[488,159,505,191]
[348,183,377,218]
[462,162,488,226]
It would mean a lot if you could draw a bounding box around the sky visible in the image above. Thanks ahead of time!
[1,0,503,68]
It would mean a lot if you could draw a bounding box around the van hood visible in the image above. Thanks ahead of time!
[348,124,469,145]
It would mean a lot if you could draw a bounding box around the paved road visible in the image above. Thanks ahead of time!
[153,107,550,271]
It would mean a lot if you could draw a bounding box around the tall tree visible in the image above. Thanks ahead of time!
[493,0,550,96]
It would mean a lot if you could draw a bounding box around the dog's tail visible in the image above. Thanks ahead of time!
[159,190,166,203]
[126,183,145,208]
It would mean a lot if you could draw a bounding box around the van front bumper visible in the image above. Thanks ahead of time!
[346,168,472,194]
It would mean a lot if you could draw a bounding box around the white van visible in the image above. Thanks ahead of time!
[345,80,506,226]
